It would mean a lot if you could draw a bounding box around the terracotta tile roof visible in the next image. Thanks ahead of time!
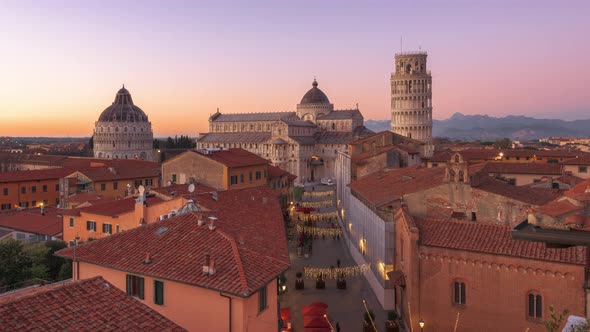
[59,157,160,169]
[0,167,75,183]
[0,207,63,236]
[480,162,562,175]
[76,196,164,217]
[191,148,269,168]
[317,109,363,120]
[562,155,590,165]
[429,149,581,162]
[556,175,585,186]
[474,177,563,205]
[57,186,289,297]
[351,145,396,162]
[211,111,296,122]
[150,183,217,199]
[350,166,445,206]
[71,165,160,182]
[197,132,272,143]
[534,199,584,217]
[0,276,186,331]
[414,216,586,265]
[565,179,590,196]
[67,193,114,205]
[268,164,289,179]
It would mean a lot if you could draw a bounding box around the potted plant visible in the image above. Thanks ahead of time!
[295,272,305,290]
[336,272,347,289]
[385,311,400,332]
[363,309,376,332]
[315,273,325,289]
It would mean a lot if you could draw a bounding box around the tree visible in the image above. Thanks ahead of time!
[58,260,72,280]
[0,238,32,289]
[543,306,568,332]
[493,138,512,149]
[44,240,68,280]
[88,135,93,149]
[22,243,50,280]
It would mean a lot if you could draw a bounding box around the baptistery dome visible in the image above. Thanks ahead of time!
[93,86,154,161]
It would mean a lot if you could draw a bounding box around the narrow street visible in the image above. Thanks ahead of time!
[281,184,387,332]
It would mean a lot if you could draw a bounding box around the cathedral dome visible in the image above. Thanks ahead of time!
[300,79,330,104]
[98,86,149,122]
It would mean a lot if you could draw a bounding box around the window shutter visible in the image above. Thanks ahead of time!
[535,295,542,318]
[138,277,144,299]
[528,294,535,317]
[86,221,91,230]
[126,275,132,295]
[154,281,164,305]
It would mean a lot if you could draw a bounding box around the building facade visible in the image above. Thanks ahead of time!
[93,86,154,161]
[391,51,434,157]
[196,80,373,184]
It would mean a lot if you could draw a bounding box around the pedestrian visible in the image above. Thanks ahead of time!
[336,322,340,332]
[337,258,341,268]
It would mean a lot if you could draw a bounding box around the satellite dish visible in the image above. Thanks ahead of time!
[166,180,172,187]
[188,184,195,193]
[138,185,145,195]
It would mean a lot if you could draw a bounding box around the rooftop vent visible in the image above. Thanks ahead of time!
[143,252,152,264]
[208,216,218,231]
[155,226,168,236]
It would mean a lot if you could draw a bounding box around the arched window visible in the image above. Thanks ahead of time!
[527,292,542,319]
[453,279,466,305]
[332,123,335,130]
[449,169,455,182]
[458,170,465,183]
[454,155,460,163]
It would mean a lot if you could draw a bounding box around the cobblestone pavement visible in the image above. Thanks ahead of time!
[280,184,387,332]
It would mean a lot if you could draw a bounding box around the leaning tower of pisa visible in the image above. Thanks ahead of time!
[391,51,434,157]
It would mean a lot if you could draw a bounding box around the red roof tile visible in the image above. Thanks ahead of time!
[0,167,75,183]
[57,186,289,297]
[268,164,289,179]
[59,157,160,169]
[192,148,270,168]
[77,196,164,217]
[534,199,584,217]
[71,165,160,182]
[0,277,185,331]
[480,162,562,175]
[429,149,581,162]
[565,179,590,196]
[413,216,586,265]
[561,155,590,165]
[350,166,445,206]
[474,177,563,205]
[0,207,63,236]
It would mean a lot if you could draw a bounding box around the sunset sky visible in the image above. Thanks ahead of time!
[0,1,588,137]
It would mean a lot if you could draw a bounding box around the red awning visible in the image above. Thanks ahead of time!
[302,306,327,316]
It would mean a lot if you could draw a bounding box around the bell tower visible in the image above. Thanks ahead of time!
[391,51,434,157]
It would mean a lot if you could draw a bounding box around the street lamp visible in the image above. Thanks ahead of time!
[419,319,425,331]
[281,285,287,292]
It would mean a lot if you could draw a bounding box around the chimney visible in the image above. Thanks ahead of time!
[144,252,152,264]
[208,259,216,275]
[208,216,217,231]
[197,215,205,226]
[108,167,117,175]
[203,252,213,275]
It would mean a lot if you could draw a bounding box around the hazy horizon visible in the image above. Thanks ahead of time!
[1,0,588,136]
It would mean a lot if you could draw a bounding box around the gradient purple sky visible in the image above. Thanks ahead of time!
[0,0,588,137]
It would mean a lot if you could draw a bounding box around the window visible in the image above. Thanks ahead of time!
[116,225,120,233]
[249,172,253,182]
[2,188,7,196]
[126,275,144,299]
[471,212,477,221]
[43,200,48,205]
[100,183,106,191]
[86,220,97,232]
[431,163,438,167]
[16,233,25,240]
[528,292,542,319]
[1,204,10,210]
[102,223,112,234]
[32,200,36,207]
[41,184,47,193]
[264,169,267,178]
[240,174,244,183]
[69,217,74,228]
[230,175,238,185]
[145,179,153,186]
[55,184,60,191]
[31,186,36,193]
[258,285,267,312]
[172,174,177,183]
[579,166,588,173]
[19,201,29,208]
[256,171,261,180]
[113,182,118,190]
[21,187,26,194]
[154,280,164,305]
[453,280,466,305]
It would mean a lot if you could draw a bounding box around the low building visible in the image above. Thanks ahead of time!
[0,207,63,242]
[562,155,590,179]
[472,162,563,186]
[161,148,270,190]
[394,207,586,332]
[0,276,185,331]
[57,186,289,332]
[0,168,75,210]
[427,148,581,167]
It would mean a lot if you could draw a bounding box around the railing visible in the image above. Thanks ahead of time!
[395,51,428,56]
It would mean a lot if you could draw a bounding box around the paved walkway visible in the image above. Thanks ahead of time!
[281,184,387,332]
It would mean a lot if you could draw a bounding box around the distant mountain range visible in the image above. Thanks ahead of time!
[364,113,590,141]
